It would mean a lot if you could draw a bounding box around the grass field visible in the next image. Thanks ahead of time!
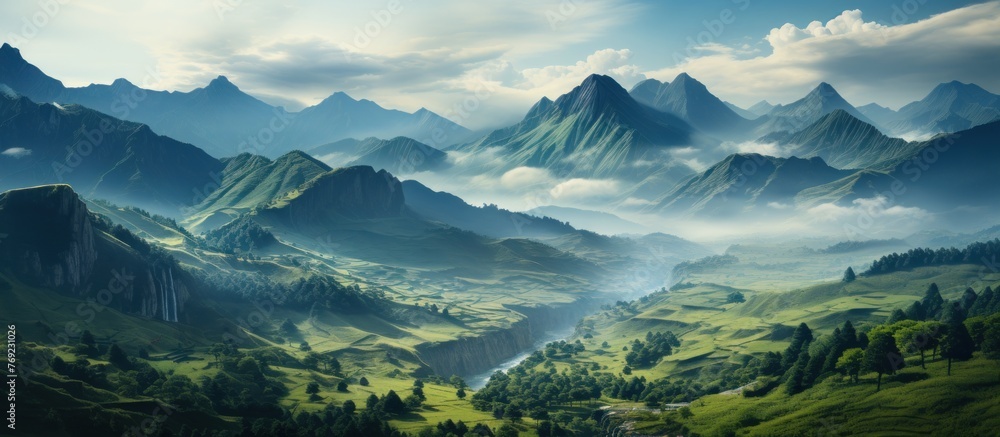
[566,260,1000,382]
[650,353,1000,436]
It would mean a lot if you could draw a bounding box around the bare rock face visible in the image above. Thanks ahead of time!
[0,184,188,322]
[0,184,97,293]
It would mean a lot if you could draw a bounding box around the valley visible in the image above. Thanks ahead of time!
[2,8,1000,435]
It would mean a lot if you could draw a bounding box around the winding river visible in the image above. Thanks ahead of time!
[464,324,577,389]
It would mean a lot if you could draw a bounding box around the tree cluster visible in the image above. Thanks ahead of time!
[625,331,679,367]
[203,215,278,255]
[865,239,1000,275]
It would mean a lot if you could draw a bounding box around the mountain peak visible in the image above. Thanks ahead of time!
[810,82,840,97]
[579,74,622,92]
[554,74,634,117]
[0,43,26,65]
[207,75,237,89]
[525,96,555,119]
[669,73,710,93]
[673,72,694,82]
[933,80,990,95]
[111,78,135,87]
[319,91,358,105]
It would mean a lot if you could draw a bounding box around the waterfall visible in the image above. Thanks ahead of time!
[169,268,178,322]
[159,272,169,322]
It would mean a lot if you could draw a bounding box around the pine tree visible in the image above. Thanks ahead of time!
[841,320,858,349]
[843,267,856,283]
[822,328,846,373]
[108,343,131,370]
[960,288,979,313]
[968,286,993,317]
[940,323,974,375]
[863,332,905,391]
[781,323,813,370]
[905,300,926,321]
[922,283,944,319]
[784,351,810,394]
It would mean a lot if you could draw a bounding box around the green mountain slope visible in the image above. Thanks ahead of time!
[183,150,331,231]
[459,74,697,183]
[646,153,851,217]
[760,109,918,169]
[0,92,223,215]
[752,83,880,137]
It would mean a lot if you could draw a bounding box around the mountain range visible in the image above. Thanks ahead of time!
[629,73,754,138]
[307,136,449,174]
[0,43,472,158]
[457,74,701,187]
[4,42,1000,226]
[0,91,222,215]
[759,109,918,169]
[885,80,1000,138]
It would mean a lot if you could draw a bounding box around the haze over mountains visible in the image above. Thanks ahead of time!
[0,43,472,159]
[2,42,1000,237]
[3,24,1000,435]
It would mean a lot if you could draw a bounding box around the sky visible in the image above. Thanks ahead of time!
[1,0,998,130]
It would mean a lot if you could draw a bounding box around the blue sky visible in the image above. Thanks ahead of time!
[1,1,997,130]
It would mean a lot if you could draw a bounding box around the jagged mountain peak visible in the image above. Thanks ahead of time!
[748,100,775,115]
[525,96,555,119]
[0,42,19,56]
[553,74,643,118]
[0,42,64,99]
[207,75,235,87]
[671,72,696,84]
[276,149,330,167]
[803,82,846,103]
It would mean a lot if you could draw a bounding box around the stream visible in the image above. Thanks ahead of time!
[464,324,577,389]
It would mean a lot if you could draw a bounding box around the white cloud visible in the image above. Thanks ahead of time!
[1,147,31,158]
[550,178,622,202]
[620,197,655,208]
[721,141,793,157]
[500,167,554,189]
[805,196,928,224]
[647,3,1000,109]
[667,147,708,172]
[517,48,646,91]
[764,10,887,49]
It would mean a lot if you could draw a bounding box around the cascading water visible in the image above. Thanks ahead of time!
[169,268,178,322]
[157,268,179,323]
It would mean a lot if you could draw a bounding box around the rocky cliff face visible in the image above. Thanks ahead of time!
[0,184,188,321]
[0,185,97,292]
[416,300,594,377]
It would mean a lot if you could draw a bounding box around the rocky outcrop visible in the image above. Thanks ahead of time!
[0,185,97,293]
[0,184,188,322]
[416,300,594,377]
